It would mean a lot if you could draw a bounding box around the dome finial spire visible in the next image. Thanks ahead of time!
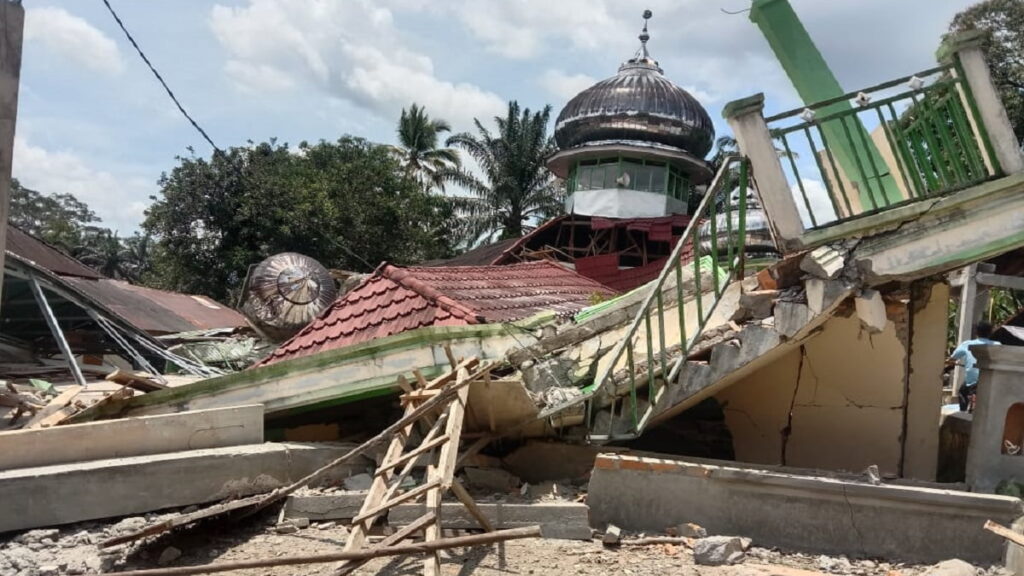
[638,9,652,59]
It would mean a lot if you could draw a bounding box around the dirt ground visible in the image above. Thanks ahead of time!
[1,505,1006,576]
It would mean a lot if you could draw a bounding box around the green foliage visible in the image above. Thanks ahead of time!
[443,101,563,243]
[8,179,101,252]
[950,0,1024,142]
[389,103,461,192]
[142,137,458,302]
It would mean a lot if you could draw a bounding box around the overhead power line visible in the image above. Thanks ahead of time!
[100,0,221,152]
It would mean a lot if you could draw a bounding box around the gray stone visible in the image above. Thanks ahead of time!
[693,536,747,566]
[285,493,366,521]
[157,547,182,566]
[16,529,59,544]
[291,517,310,529]
[274,523,299,534]
[342,473,373,491]
[922,559,977,576]
[464,467,520,493]
[38,567,58,576]
[602,524,622,546]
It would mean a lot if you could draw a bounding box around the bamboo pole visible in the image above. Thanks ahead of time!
[87,526,542,576]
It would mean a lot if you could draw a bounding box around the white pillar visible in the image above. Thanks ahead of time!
[939,30,1024,176]
[0,1,24,304]
[723,93,805,253]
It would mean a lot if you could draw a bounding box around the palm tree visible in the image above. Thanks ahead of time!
[73,228,128,279]
[121,232,154,283]
[443,101,561,243]
[389,103,461,191]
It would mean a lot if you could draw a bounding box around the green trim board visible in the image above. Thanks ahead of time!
[66,322,537,424]
[750,0,900,207]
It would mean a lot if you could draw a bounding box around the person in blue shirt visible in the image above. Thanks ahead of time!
[949,321,1001,411]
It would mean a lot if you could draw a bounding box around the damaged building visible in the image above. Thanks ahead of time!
[7,0,1024,574]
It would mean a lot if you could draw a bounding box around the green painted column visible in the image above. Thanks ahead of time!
[750,0,901,210]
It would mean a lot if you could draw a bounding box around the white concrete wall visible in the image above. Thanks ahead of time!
[0,405,264,470]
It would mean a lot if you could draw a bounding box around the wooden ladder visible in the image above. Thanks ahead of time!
[336,356,497,576]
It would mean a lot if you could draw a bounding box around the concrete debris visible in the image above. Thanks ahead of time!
[922,559,981,576]
[855,289,888,333]
[464,466,521,493]
[274,523,300,534]
[693,535,748,566]
[602,524,623,546]
[864,464,882,485]
[774,301,812,339]
[801,245,846,280]
[157,546,182,565]
[817,554,853,573]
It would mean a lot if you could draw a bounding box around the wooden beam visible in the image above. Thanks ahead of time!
[100,526,543,576]
[351,479,442,525]
[375,434,449,475]
[984,520,1024,548]
[450,478,494,532]
[333,512,436,576]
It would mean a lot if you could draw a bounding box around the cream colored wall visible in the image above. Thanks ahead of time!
[717,283,949,479]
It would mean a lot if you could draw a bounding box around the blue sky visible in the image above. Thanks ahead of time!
[16,0,977,233]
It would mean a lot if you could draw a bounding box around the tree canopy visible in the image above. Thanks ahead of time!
[950,0,1024,142]
[443,101,563,242]
[142,137,458,302]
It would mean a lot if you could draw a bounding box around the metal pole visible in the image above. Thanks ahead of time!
[0,1,24,305]
[28,274,87,386]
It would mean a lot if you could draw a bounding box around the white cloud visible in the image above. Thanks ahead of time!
[25,7,124,76]
[791,179,839,228]
[209,0,506,130]
[539,70,597,101]
[13,137,154,233]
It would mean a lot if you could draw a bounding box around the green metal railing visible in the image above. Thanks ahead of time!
[537,157,752,442]
[765,63,999,228]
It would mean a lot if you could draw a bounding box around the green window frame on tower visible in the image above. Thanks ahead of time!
[567,157,693,205]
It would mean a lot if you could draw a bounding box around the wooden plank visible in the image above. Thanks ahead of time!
[412,369,428,389]
[395,375,413,394]
[105,368,167,392]
[104,526,543,576]
[400,388,442,404]
[423,464,442,576]
[984,520,1024,548]
[443,344,458,369]
[23,385,83,428]
[436,370,471,489]
[375,434,449,475]
[450,478,494,532]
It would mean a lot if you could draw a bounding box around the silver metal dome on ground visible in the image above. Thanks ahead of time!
[553,14,715,158]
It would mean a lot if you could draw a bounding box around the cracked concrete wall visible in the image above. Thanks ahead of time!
[717,301,944,478]
[903,282,947,480]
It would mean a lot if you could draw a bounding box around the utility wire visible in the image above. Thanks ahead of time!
[100,0,221,152]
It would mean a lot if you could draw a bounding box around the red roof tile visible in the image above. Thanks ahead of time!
[260,260,614,366]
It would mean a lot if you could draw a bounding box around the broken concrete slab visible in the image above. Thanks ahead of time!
[0,442,367,533]
[855,289,888,333]
[774,301,812,339]
[388,501,592,540]
[602,524,622,545]
[805,279,849,316]
[588,453,1022,564]
[284,492,366,521]
[800,245,846,280]
[922,559,977,576]
[0,405,264,471]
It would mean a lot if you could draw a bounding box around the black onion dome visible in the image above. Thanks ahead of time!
[553,46,715,159]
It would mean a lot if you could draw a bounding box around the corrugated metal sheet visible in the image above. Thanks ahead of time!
[423,238,520,267]
[261,260,615,367]
[62,278,247,335]
[5,227,103,279]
